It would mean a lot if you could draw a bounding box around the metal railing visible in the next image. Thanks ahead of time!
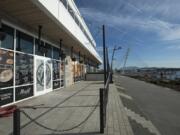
[99,72,111,133]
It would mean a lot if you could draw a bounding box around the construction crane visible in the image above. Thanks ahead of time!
[122,47,130,74]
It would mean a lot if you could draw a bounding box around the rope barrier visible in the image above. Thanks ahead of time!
[21,83,93,129]
[20,100,99,132]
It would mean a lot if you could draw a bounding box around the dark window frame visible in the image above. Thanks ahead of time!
[16,30,34,54]
[53,47,60,60]
[0,24,14,50]
[45,43,53,58]
[35,39,44,56]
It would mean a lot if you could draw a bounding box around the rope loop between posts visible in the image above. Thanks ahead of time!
[20,100,99,132]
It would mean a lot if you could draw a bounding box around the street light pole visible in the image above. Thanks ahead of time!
[110,46,122,83]
[103,25,107,85]
[111,46,116,72]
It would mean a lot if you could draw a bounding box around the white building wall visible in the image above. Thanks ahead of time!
[36,0,102,63]
[67,0,96,47]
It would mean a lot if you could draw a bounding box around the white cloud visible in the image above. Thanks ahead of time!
[80,7,180,41]
[166,45,180,50]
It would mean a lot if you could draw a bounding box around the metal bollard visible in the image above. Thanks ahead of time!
[100,88,104,133]
[13,108,20,135]
[110,72,113,84]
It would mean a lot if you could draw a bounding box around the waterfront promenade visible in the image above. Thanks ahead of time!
[0,81,133,135]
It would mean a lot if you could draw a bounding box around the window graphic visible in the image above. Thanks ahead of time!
[15,53,33,86]
[53,60,60,80]
[15,85,33,101]
[60,61,65,87]
[46,61,52,89]
[72,62,83,82]
[0,49,14,88]
[0,88,13,106]
[36,59,44,91]
[53,60,61,89]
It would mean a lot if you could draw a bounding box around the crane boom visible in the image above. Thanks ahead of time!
[122,48,130,74]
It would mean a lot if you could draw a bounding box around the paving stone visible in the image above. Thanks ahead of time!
[0,81,134,135]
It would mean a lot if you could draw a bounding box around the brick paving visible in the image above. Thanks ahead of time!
[0,81,133,135]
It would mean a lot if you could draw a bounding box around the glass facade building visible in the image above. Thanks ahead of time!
[0,24,66,106]
[0,0,101,107]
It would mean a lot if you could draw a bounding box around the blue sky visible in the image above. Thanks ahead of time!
[75,0,180,68]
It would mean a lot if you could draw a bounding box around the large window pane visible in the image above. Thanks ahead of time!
[0,49,14,88]
[68,7,74,18]
[16,31,33,54]
[0,24,14,50]
[35,39,44,56]
[45,43,52,58]
[53,60,60,89]
[53,47,60,60]
[15,53,33,86]
[61,0,67,8]
[53,60,60,80]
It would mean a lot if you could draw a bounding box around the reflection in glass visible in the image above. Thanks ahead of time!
[35,39,44,56]
[53,47,60,60]
[45,43,52,58]
[16,31,33,54]
[0,24,14,50]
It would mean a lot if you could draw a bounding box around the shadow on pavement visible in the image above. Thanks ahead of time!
[42,131,100,135]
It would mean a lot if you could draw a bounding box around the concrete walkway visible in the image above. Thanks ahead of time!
[0,81,133,135]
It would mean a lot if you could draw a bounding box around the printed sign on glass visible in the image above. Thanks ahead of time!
[53,80,60,89]
[15,53,33,85]
[46,60,52,89]
[36,59,44,92]
[61,62,64,79]
[15,85,33,101]
[0,88,13,106]
[0,49,14,88]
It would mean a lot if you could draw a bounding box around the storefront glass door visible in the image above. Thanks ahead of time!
[34,56,52,96]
